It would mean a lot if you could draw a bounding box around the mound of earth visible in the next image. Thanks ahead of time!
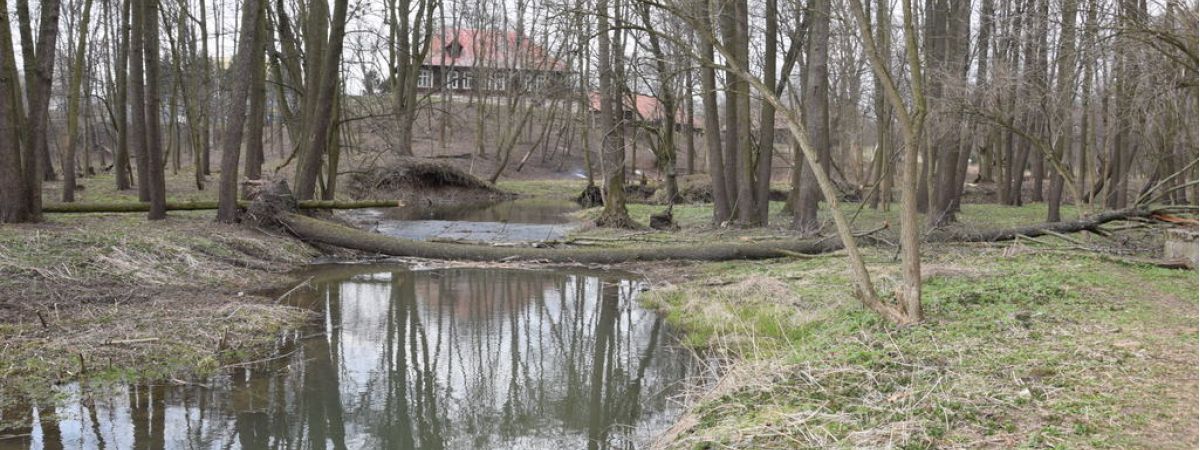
[346,158,513,207]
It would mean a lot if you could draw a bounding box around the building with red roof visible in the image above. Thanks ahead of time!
[419,28,572,96]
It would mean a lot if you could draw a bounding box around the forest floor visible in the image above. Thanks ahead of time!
[3,170,1196,447]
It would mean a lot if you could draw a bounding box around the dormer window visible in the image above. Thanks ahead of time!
[445,40,463,58]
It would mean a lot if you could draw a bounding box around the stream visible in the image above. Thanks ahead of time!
[4,264,699,449]
[340,198,583,243]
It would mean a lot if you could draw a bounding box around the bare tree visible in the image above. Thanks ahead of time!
[63,0,95,202]
[217,0,265,222]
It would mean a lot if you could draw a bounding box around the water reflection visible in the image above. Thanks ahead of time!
[5,267,695,450]
[376,198,580,223]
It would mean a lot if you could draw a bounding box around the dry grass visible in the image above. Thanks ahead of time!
[641,242,1198,449]
[0,211,320,428]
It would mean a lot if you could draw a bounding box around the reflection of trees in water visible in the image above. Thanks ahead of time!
[16,268,690,449]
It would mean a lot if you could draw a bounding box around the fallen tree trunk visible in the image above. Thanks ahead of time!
[278,212,844,263]
[42,199,402,213]
[926,207,1159,242]
[276,206,1192,264]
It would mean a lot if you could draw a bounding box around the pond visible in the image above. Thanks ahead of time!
[342,198,582,243]
[3,264,699,449]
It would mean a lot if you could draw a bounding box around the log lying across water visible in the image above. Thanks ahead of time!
[276,206,1189,264]
[43,199,402,213]
[278,212,844,263]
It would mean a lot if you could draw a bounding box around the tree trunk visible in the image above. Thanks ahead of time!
[754,0,778,225]
[795,0,830,232]
[280,212,844,264]
[869,0,893,211]
[699,25,732,223]
[21,0,63,221]
[595,0,634,228]
[243,1,268,184]
[142,0,167,220]
[293,0,348,201]
[63,0,95,203]
[217,0,263,222]
[0,0,33,222]
[1047,0,1078,222]
[112,0,131,190]
[128,0,150,203]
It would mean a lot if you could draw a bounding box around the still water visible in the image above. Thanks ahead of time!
[343,199,582,242]
[4,265,697,449]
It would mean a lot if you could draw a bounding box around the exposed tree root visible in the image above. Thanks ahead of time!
[594,208,642,230]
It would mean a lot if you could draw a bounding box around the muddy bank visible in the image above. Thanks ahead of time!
[0,213,323,426]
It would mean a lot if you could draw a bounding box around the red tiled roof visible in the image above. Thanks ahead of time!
[425,29,568,72]
[588,92,703,128]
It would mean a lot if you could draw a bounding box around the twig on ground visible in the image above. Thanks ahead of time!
[274,276,315,304]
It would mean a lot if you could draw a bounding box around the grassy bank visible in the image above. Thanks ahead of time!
[499,179,1197,447]
[578,200,1195,448]
[643,246,1196,448]
[0,210,320,428]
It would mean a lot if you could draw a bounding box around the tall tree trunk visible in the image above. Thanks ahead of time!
[1047,0,1078,222]
[22,0,64,221]
[244,1,268,184]
[754,0,778,224]
[112,0,131,190]
[684,69,695,175]
[869,0,893,211]
[849,0,927,323]
[142,0,166,219]
[718,0,740,211]
[699,26,732,223]
[217,0,264,222]
[294,0,349,201]
[128,0,150,203]
[795,0,830,232]
[731,0,755,224]
[595,0,633,227]
[63,0,96,203]
[18,0,57,184]
[0,0,33,222]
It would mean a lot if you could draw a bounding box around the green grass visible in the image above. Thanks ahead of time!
[497,178,588,198]
[645,247,1198,448]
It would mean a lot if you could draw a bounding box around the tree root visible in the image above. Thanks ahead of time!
[594,208,642,230]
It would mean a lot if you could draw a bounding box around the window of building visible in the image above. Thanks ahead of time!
[460,71,474,90]
[489,72,507,91]
[417,69,432,88]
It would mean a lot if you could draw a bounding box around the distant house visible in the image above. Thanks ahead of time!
[419,29,571,96]
[587,92,702,132]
